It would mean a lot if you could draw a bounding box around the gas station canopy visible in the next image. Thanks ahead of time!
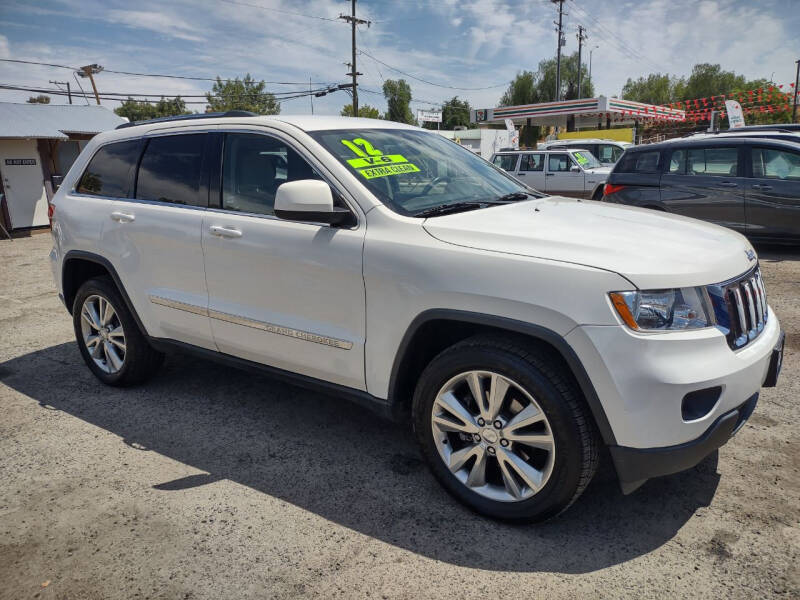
[470,95,685,128]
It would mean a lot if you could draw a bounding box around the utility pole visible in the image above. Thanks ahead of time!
[552,0,566,102]
[588,45,599,82]
[50,80,72,104]
[576,25,587,99]
[339,1,370,116]
[310,77,314,115]
[78,64,103,105]
[793,59,800,123]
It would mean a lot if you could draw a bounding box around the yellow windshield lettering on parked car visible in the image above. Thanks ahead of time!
[341,138,418,178]
[358,163,421,179]
[574,152,589,166]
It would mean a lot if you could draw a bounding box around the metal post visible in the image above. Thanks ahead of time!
[793,59,800,123]
[552,0,565,102]
[66,81,72,104]
[310,77,314,115]
[576,25,586,99]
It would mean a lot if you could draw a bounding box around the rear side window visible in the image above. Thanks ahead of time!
[136,134,206,206]
[77,140,141,198]
[492,154,518,172]
[751,147,800,180]
[519,153,544,171]
[686,147,738,177]
[615,150,661,174]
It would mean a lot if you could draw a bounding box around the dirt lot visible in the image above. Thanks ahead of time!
[0,233,797,599]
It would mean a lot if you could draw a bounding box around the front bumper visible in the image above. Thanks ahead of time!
[610,392,760,494]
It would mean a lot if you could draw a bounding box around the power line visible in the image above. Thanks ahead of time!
[216,0,342,22]
[357,49,507,91]
[0,58,331,85]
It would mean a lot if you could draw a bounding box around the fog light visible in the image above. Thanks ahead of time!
[681,387,722,421]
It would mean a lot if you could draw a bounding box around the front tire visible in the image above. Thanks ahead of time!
[412,335,599,522]
[73,277,163,386]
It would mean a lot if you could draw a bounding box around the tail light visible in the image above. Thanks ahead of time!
[47,202,55,227]
[603,183,626,197]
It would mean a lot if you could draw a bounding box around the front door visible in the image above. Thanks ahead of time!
[202,132,367,390]
[746,145,800,242]
[545,153,585,197]
[0,139,48,228]
[103,132,216,350]
[659,146,746,233]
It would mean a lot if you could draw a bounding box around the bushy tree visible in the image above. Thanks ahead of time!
[27,95,50,104]
[114,96,190,122]
[422,96,474,130]
[382,79,414,124]
[621,73,682,105]
[340,104,381,118]
[205,74,280,115]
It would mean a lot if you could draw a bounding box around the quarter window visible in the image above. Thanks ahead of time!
[668,149,687,174]
[77,140,141,198]
[136,134,206,206]
[686,147,738,176]
[751,147,800,180]
[615,150,661,174]
[492,154,518,172]
[222,133,321,216]
[519,153,544,172]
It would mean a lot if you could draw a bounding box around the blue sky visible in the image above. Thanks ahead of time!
[0,0,798,116]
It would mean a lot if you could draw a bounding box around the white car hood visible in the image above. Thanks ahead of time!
[423,197,756,289]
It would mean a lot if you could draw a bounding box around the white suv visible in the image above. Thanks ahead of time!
[49,113,784,522]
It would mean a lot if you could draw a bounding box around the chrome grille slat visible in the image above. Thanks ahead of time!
[709,266,768,350]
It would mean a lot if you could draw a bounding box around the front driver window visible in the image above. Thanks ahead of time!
[548,154,573,172]
[222,133,321,216]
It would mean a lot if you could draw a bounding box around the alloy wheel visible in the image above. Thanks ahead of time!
[431,370,555,502]
[80,294,126,374]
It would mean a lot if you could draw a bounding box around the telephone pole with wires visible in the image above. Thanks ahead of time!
[78,64,103,105]
[552,0,566,102]
[576,25,587,99]
[49,80,71,104]
[339,0,370,116]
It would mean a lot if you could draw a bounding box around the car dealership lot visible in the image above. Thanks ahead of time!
[0,234,798,599]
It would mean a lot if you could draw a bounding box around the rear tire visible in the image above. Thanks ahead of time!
[73,277,163,386]
[412,335,599,522]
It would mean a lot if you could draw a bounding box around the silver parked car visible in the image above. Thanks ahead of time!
[491,149,610,199]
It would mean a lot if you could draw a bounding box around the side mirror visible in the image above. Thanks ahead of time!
[570,165,581,173]
[274,179,352,226]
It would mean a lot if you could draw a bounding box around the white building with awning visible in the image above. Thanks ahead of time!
[0,103,125,233]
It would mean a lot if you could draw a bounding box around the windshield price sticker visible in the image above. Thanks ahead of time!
[573,152,589,166]
[359,163,420,179]
[341,137,420,179]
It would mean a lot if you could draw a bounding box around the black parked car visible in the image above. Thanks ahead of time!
[603,137,800,244]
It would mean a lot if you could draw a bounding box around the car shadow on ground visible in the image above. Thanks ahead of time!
[1,342,721,575]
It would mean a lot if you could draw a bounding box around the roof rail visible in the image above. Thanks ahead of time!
[116,110,258,130]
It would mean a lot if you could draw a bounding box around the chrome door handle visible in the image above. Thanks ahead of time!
[110,211,135,223]
[752,184,772,191]
[717,181,738,188]
[209,225,242,238]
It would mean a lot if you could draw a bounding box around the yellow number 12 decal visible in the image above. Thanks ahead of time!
[341,138,420,178]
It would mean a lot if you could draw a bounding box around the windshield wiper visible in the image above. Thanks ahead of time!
[495,191,536,202]
[414,201,495,218]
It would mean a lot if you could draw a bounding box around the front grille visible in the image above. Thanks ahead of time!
[707,266,768,349]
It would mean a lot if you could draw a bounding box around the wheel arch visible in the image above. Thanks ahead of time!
[62,250,148,336]
[387,309,617,445]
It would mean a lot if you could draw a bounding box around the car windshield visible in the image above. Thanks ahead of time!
[309,128,539,216]
[571,150,602,169]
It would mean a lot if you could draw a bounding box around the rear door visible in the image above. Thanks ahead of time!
[545,153,585,197]
[746,144,800,242]
[515,152,546,191]
[659,145,746,233]
[104,132,216,350]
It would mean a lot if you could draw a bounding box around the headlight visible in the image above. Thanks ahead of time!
[609,287,716,331]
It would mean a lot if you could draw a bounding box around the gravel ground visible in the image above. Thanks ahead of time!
[0,233,797,599]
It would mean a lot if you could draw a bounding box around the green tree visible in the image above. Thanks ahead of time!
[114,96,190,122]
[205,74,280,115]
[27,95,50,104]
[682,63,748,102]
[621,73,682,105]
[422,96,474,130]
[340,103,381,118]
[382,79,414,124]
